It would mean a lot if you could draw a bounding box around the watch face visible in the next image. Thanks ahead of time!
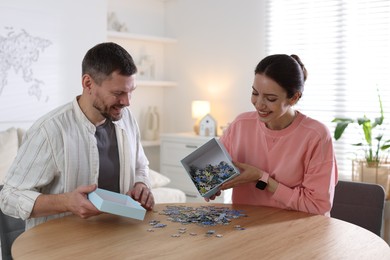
[256,181,267,190]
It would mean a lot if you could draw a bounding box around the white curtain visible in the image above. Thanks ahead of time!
[265,0,390,179]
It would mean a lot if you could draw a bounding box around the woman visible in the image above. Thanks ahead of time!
[215,54,338,216]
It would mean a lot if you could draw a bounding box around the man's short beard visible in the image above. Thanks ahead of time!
[93,102,122,122]
[102,111,122,122]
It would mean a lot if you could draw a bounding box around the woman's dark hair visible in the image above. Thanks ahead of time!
[82,42,137,85]
[254,54,307,98]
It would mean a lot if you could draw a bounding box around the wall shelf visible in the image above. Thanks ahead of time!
[141,140,161,147]
[137,80,177,87]
[107,31,177,87]
[107,31,177,44]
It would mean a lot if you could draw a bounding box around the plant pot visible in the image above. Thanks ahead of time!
[352,159,390,199]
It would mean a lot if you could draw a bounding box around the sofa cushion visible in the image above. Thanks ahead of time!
[149,169,170,188]
[152,187,186,204]
[0,128,19,184]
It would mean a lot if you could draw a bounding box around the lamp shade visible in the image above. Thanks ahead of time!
[191,100,210,119]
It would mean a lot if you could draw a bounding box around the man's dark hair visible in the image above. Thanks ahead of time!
[82,42,137,84]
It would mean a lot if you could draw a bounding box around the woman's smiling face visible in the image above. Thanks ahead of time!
[251,74,298,130]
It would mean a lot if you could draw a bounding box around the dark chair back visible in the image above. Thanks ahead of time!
[0,185,26,260]
[330,180,385,236]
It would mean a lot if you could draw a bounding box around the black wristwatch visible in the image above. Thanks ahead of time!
[256,173,269,190]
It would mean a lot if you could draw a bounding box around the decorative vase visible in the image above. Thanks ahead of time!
[137,55,155,80]
[352,159,390,199]
[143,106,159,141]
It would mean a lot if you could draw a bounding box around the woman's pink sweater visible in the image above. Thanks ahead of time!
[220,111,338,216]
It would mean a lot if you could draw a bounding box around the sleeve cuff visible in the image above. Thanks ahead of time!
[135,176,152,189]
[18,190,41,220]
[272,183,294,206]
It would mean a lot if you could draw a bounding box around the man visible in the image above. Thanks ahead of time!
[0,42,154,229]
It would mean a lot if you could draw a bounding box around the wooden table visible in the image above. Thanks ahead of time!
[12,203,390,260]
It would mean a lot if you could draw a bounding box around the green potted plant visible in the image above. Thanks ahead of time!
[332,91,390,198]
[332,92,390,166]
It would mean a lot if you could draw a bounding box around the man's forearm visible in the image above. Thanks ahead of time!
[30,193,69,218]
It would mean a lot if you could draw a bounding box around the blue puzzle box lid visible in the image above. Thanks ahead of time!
[88,188,146,220]
[180,138,240,198]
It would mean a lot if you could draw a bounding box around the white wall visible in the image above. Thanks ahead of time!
[163,0,266,134]
[107,0,169,138]
[0,0,106,131]
[0,0,268,136]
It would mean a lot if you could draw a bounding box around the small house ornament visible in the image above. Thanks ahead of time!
[198,114,217,137]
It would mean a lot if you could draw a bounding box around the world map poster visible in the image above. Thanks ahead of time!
[0,5,59,123]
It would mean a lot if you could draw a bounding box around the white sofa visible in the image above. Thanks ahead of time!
[0,127,186,204]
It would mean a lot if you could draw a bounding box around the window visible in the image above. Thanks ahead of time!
[265,0,390,179]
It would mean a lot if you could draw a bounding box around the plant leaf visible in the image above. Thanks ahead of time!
[373,90,385,127]
[357,117,370,125]
[334,121,351,140]
[381,144,390,150]
[332,118,354,123]
[373,116,384,127]
[375,135,383,142]
[360,121,372,145]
